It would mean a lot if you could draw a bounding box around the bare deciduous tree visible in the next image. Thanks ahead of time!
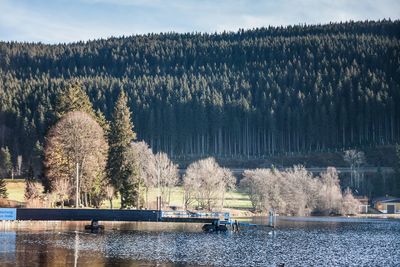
[25,181,45,208]
[315,167,343,215]
[130,141,156,208]
[241,166,356,216]
[53,178,70,208]
[340,187,361,215]
[241,168,287,213]
[44,111,108,207]
[105,184,115,209]
[220,168,236,208]
[344,149,365,189]
[280,166,319,216]
[153,152,179,208]
[183,157,234,211]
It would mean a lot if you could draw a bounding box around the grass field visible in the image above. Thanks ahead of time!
[4,179,253,209]
[145,187,252,209]
[4,179,25,202]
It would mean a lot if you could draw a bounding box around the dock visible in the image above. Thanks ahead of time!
[0,208,275,231]
[1,208,229,224]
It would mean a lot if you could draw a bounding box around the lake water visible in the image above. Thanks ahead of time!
[1,217,399,266]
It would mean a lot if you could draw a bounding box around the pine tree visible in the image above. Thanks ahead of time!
[32,141,44,178]
[55,82,96,120]
[95,109,110,135]
[55,83,109,133]
[0,20,400,178]
[0,177,7,199]
[107,90,137,208]
[395,144,400,196]
[0,147,12,178]
[24,165,35,200]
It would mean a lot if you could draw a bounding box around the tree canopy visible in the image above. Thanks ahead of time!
[184,157,234,210]
[107,90,137,208]
[240,166,359,215]
[0,20,399,168]
[44,111,108,207]
[0,147,12,178]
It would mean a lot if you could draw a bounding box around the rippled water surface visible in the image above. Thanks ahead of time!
[1,217,399,266]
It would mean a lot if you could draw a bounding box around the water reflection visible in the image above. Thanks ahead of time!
[74,231,79,267]
[0,218,399,266]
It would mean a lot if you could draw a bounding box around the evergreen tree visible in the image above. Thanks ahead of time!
[55,82,96,119]
[107,90,137,208]
[55,83,109,133]
[371,166,385,198]
[95,109,110,136]
[0,177,7,199]
[0,20,399,170]
[31,141,44,179]
[395,144,400,196]
[24,165,36,200]
[0,147,12,178]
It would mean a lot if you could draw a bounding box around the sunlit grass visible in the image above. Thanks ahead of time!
[5,180,253,209]
[4,179,25,202]
[224,191,252,208]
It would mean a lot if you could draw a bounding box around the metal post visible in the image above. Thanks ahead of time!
[157,164,161,210]
[269,209,275,228]
[76,162,79,209]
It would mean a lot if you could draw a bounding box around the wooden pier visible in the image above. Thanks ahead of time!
[1,208,229,225]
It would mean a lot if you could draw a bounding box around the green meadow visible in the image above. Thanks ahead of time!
[5,179,252,210]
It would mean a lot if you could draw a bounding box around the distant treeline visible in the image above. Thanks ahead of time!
[0,20,399,166]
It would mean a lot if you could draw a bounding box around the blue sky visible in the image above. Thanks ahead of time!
[0,0,399,44]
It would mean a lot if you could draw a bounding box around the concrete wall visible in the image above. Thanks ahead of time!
[375,202,400,214]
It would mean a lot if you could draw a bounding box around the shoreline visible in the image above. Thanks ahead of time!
[225,208,400,220]
[352,213,400,219]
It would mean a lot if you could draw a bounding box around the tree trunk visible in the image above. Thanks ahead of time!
[146,187,149,209]
[120,191,124,209]
[137,181,141,209]
[168,187,171,206]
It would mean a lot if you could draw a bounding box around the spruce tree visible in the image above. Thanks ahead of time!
[0,177,7,199]
[0,147,12,178]
[395,144,400,196]
[107,90,137,208]
[55,83,109,133]
[55,82,96,120]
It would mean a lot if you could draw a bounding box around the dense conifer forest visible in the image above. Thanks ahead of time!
[0,20,399,168]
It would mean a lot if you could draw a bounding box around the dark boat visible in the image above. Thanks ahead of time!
[202,223,228,232]
[85,219,104,232]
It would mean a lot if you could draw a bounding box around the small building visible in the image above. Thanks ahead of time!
[372,196,400,214]
[355,196,369,213]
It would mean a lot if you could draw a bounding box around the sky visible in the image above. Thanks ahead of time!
[0,0,399,44]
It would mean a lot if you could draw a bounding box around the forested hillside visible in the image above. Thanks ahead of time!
[0,20,399,168]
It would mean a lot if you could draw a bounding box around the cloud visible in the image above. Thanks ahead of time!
[0,0,105,42]
[0,0,399,43]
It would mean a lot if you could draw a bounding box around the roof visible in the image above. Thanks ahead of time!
[355,196,369,204]
[381,199,400,203]
[372,196,400,204]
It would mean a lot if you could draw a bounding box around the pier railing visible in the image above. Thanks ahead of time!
[160,210,230,222]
